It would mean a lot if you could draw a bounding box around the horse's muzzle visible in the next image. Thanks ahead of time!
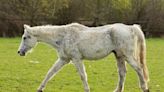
[17,50,25,56]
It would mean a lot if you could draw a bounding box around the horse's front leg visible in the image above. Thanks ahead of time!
[37,58,69,92]
[72,59,90,92]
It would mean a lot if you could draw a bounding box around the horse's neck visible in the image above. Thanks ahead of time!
[35,28,55,45]
[35,27,65,47]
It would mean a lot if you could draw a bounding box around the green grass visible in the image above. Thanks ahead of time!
[0,38,163,92]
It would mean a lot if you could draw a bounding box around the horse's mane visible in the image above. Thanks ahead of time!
[68,23,88,28]
[32,23,86,28]
[31,23,88,32]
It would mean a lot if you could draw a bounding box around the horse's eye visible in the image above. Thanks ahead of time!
[27,36,31,39]
[23,37,27,40]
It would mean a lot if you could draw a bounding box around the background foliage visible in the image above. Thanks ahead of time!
[0,0,164,37]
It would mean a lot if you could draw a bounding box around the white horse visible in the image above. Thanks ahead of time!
[17,23,149,92]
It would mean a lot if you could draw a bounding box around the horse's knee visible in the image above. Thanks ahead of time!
[80,74,86,81]
[127,58,141,72]
[119,68,126,74]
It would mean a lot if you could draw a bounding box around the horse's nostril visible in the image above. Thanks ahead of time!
[18,51,20,54]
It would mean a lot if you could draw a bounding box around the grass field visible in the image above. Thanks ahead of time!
[0,38,163,92]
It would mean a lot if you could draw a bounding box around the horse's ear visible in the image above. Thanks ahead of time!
[24,24,32,33]
[24,25,37,36]
[24,24,30,29]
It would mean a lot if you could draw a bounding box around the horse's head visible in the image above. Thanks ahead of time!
[17,24,37,56]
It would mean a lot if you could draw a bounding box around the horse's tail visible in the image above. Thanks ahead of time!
[133,24,149,82]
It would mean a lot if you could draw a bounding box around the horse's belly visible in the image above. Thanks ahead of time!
[82,50,112,60]
[80,45,113,60]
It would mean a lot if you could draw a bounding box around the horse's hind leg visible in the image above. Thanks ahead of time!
[126,56,149,92]
[114,52,126,92]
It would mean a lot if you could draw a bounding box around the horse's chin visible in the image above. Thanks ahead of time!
[20,53,26,56]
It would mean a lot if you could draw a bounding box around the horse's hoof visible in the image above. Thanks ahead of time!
[144,89,150,92]
[113,90,121,92]
[37,90,43,92]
